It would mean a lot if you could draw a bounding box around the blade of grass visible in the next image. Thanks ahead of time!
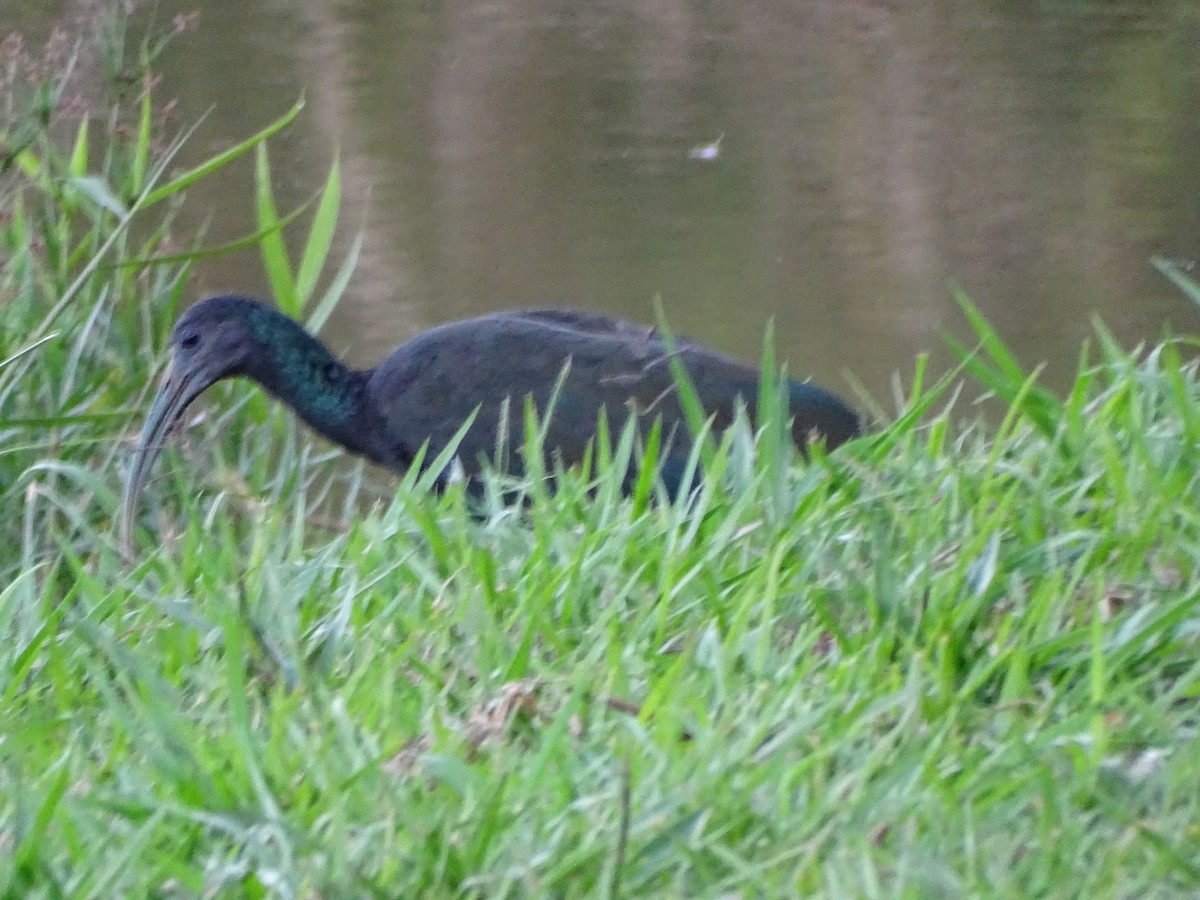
[255,143,297,313]
[140,96,304,207]
[1152,257,1200,307]
[295,153,341,311]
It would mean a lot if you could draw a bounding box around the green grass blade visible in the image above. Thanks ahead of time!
[113,197,312,268]
[131,89,151,194]
[255,143,297,313]
[1153,257,1200,307]
[0,333,59,372]
[295,153,341,310]
[69,175,129,218]
[68,116,89,179]
[140,95,304,207]
[305,229,363,333]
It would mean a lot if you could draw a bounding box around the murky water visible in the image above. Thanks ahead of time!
[8,0,1200,407]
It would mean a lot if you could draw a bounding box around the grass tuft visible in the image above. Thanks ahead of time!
[3,4,1200,897]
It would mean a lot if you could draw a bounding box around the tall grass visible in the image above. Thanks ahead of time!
[3,5,1200,897]
[0,5,349,579]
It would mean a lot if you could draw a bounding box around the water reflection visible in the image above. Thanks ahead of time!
[9,0,1200,406]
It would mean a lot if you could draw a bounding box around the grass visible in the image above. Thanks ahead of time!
[4,6,1200,897]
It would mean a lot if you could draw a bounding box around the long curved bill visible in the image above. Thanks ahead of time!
[120,358,213,557]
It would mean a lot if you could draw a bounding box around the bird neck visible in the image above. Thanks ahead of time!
[242,308,371,453]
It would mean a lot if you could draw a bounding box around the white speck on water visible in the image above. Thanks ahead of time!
[688,133,724,161]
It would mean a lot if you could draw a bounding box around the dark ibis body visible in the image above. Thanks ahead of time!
[121,296,860,544]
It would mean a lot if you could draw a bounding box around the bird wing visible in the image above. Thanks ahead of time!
[365,313,762,479]
[505,308,664,342]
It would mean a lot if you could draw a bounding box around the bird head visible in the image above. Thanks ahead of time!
[120,296,263,554]
[167,295,262,384]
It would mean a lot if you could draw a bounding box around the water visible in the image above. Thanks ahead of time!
[8,0,1200,407]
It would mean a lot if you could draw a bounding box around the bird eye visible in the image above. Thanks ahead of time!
[179,333,200,351]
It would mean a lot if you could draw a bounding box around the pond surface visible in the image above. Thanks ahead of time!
[9,0,1200,406]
